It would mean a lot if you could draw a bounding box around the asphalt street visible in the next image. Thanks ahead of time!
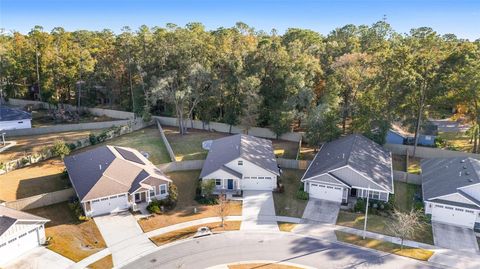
[122,231,441,269]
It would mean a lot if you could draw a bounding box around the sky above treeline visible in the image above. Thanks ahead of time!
[1,0,479,40]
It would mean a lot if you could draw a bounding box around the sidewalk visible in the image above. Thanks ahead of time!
[67,249,111,269]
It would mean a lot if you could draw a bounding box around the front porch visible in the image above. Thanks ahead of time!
[213,178,241,195]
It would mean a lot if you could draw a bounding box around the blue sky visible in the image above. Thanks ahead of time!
[1,0,479,40]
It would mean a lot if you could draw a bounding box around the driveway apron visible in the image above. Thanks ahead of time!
[3,247,74,269]
[302,198,340,224]
[432,221,479,253]
[241,191,279,231]
[94,212,155,266]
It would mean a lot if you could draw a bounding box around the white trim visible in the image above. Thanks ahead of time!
[389,152,395,194]
[304,175,350,188]
[458,182,480,190]
[301,164,349,182]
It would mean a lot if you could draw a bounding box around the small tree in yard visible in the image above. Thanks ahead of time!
[216,194,230,228]
[387,209,425,249]
[52,140,71,159]
[168,183,178,204]
[201,180,216,197]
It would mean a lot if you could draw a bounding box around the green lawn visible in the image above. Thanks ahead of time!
[335,231,434,261]
[394,181,421,212]
[337,211,433,244]
[273,169,308,218]
[438,132,473,152]
[407,157,422,174]
[80,126,171,165]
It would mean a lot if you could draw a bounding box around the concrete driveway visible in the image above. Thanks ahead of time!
[94,212,155,266]
[241,191,278,231]
[3,247,74,269]
[301,198,340,224]
[432,222,479,253]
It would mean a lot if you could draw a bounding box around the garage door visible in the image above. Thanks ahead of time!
[431,204,476,228]
[309,183,343,203]
[0,227,40,265]
[91,194,129,216]
[242,176,274,191]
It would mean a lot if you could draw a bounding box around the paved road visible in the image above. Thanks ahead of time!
[122,231,440,269]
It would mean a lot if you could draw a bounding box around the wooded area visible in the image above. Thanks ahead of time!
[0,21,479,151]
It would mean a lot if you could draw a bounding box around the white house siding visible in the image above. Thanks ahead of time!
[330,167,387,192]
[203,169,241,180]
[0,223,45,265]
[224,158,277,191]
[460,184,480,201]
[85,193,130,217]
[435,193,478,205]
[304,173,349,188]
[0,119,31,131]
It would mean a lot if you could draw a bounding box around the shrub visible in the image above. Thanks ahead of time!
[168,183,178,204]
[296,190,309,200]
[20,157,29,165]
[147,200,162,214]
[89,133,98,145]
[67,143,77,151]
[97,131,108,143]
[201,180,216,197]
[52,140,71,159]
[195,196,218,205]
[354,198,367,213]
[68,199,89,221]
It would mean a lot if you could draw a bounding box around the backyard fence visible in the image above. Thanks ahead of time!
[2,188,75,211]
[392,170,422,185]
[156,120,176,162]
[152,116,303,142]
[157,160,205,173]
[8,98,135,119]
[384,143,480,160]
[277,158,311,170]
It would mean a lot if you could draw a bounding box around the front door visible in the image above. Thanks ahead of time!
[227,179,234,190]
[135,193,142,203]
[350,188,357,197]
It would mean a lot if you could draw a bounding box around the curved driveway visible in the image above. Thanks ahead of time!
[121,231,440,269]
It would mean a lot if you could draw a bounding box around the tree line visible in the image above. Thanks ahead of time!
[0,21,479,152]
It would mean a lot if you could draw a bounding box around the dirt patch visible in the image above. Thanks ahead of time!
[228,263,303,269]
[88,254,113,269]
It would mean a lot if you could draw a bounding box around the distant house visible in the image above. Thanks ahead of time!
[0,205,49,265]
[422,157,480,230]
[0,107,32,131]
[64,145,172,217]
[301,134,394,204]
[199,134,280,193]
[385,123,436,146]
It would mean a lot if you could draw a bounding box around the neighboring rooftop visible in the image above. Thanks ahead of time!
[421,157,480,201]
[0,205,48,237]
[303,134,393,192]
[200,134,279,178]
[0,107,32,121]
[64,145,171,202]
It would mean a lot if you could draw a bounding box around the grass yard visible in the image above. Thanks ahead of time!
[0,130,103,162]
[80,126,171,165]
[298,143,317,160]
[149,221,241,246]
[163,126,229,161]
[277,222,298,232]
[138,170,242,232]
[31,109,118,128]
[394,181,422,212]
[273,169,308,218]
[87,254,113,269]
[392,154,407,171]
[163,126,300,160]
[228,264,303,269]
[335,231,434,261]
[0,159,69,201]
[438,132,473,152]
[336,211,433,244]
[407,157,422,174]
[27,202,106,262]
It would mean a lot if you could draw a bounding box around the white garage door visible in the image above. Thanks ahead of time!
[0,227,40,265]
[309,183,343,203]
[242,176,274,191]
[91,194,129,216]
[431,204,476,228]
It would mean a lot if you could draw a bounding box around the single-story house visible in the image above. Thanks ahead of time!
[199,134,280,193]
[0,107,32,131]
[64,145,172,217]
[0,205,49,265]
[385,123,436,146]
[422,157,480,230]
[301,134,394,204]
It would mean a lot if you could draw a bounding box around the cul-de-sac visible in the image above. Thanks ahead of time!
[1,1,480,268]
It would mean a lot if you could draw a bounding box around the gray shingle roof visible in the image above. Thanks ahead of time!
[0,205,48,237]
[200,134,279,178]
[421,157,480,201]
[0,107,31,121]
[64,145,171,202]
[303,134,393,192]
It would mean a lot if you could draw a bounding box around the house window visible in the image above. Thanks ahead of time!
[258,177,264,179]
[215,179,222,186]
[19,233,27,238]
[238,160,243,166]
[244,177,250,179]
[101,197,108,201]
[368,191,380,200]
[0,243,6,248]
[150,188,155,197]
[18,121,23,124]
[265,177,271,179]
[160,184,167,195]
[466,210,475,213]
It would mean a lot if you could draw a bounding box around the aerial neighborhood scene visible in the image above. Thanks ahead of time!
[1,0,480,268]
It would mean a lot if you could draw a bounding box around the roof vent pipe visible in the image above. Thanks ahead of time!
[99,164,102,170]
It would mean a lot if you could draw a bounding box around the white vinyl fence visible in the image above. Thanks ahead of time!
[2,188,75,211]
[385,143,480,160]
